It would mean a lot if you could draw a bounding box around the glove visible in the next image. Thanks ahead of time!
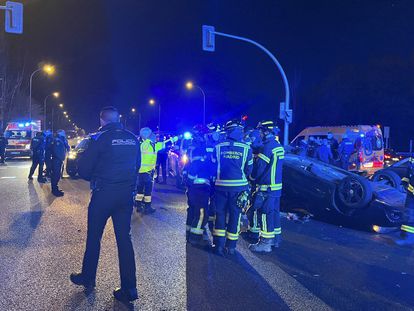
[236,191,250,209]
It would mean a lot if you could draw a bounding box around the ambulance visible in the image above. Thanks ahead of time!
[4,120,42,158]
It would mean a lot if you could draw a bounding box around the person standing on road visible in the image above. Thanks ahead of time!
[44,130,54,178]
[248,121,284,253]
[28,132,46,182]
[338,134,354,170]
[395,158,414,246]
[71,106,140,302]
[316,139,333,164]
[212,120,253,256]
[327,131,339,161]
[50,130,70,196]
[0,132,8,164]
[155,134,168,184]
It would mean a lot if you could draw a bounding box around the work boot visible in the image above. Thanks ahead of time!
[189,233,211,247]
[37,177,47,183]
[52,188,64,197]
[212,245,225,257]
[271,235,281,248]
[226,248,236,256]
[70,273,96,288]
[113,287,139,302]
[249,238,273,253]
[144,202,156,214]
[28,175,33,180]
[395,232,414,246]
[135,201,144,213]
[241,231,259,243]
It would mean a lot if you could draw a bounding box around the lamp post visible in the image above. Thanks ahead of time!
[149,99,160,133]
[29,64,55,120]
[185,81,206,125]
[43,91,59,130]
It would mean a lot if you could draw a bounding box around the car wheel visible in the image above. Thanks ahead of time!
[372,170,403,192]
[336,175,373,211]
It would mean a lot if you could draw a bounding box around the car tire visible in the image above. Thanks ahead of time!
[336,175,373,211]
[372,170,403,191]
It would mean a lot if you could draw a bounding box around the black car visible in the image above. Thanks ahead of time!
[66,137,90,178]
[282,154,406,230]
[371,158,412,192]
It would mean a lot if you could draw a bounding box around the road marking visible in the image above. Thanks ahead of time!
[239,246,332,311]
[0,176,17,179]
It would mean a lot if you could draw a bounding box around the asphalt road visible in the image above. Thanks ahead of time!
[0,160,413,311]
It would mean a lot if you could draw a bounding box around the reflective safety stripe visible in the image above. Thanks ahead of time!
[215,179,248,187]
[258,183,282,191]
[262,214,267,233]
[216,145,221,180]
[226,232,239,240]
[213,229,226,237]
[258,153,271,163]
[196,208,205,232]
[193,178,210,185]
[206,147,214,152]
[217,142,230,147]
[135,194,144,201]
[190,228,204,235]
[261,231,275,239]
[274,227,282,235]
[188,174,197,180]
[248,159,254,165]
[272,147,285,154]
[208,216,216,222]
[401,225,414,233]
[144,196,152,203]
[408,184,414,194]
[402,177,410,183]
[249,211,260,233]
[237,213,242,234]
[234,142,249,148]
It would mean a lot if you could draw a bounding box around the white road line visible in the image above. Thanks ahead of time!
[0,176,17,179]
[239,246,332,311]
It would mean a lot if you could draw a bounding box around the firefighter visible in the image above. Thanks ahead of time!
[135,128,177,214]
[338,134,354,170]
[395,158,414,246]
[183,126,215,247]
[0,132,8,164]
[212,120,253,256]
[247,121,284,253]
[50,130,70,196]
[28,132,46,182]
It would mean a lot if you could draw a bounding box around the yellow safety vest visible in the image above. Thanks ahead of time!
[139,139,163,173]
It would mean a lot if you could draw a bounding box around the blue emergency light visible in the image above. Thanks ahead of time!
[183,132,192,140]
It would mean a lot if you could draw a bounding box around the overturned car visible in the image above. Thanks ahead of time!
[282,154,406,230]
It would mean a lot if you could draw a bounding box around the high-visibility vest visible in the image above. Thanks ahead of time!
[139,139,163,173]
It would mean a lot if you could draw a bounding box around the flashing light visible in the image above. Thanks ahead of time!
[360,134,365,138]
[183,132,192,140]
[18,123,24,128]
[372,225,381,233]
[24,122,30,127]
[181,154,189,164]
[25,144,30,150]
[363,162,373,168]
[242,115,248,121]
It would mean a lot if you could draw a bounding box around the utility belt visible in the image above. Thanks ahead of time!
[256,183,282,192]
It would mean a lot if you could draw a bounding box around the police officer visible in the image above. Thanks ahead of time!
[338,134,354,170]
[44,130,54,178]
[248,121,284,253]
[0,132,8,164]
[327,131,339,160]
[70,106,140,302]
[297,139,308,157]
[28,132,46,182]
[395,158,414,246]
[212,120,253,255]
[316,139,333,164]
[155,135,169,184]
[50,130,70,196]
[183,127,215,247]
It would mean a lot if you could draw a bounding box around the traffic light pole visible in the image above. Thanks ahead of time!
[204,27,291,146]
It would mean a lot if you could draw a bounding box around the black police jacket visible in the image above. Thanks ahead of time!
[77,122,140,190]
[51,135,69,161]
[31,136,45,158]
[0,137,7,150]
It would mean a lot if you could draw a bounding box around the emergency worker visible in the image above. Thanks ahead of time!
[395,158,414,246]
[44,130,54,178]
[183,127,215,246]
[0,132,8,164]
[28,132,46,182]
[327,131,339,160]
[297,139,308,157]
[155,135,169,184]
[212,120,253,255]
[135,128,177,214]
[338,134,354,170]
[50,130,70,196]
[316,139,333,164]
[71,106,140,302]
[248,121,284,252]
[307,136,317,158]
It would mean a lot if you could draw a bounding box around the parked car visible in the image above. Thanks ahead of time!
[66,137,90,178]
[282,153,406,230]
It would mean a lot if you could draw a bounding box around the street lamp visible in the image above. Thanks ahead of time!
[59,103,64,108]
[43,91,59,130]
[29,63,56,120]
[185,80,206,125]
[149,99,161,133]
[130,107,141,129]
[63,111,67,115]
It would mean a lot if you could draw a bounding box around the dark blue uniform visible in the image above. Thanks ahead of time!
[212,139,253,250]
[77,122,140,291]
[184,143,216,244]
[44,134,54,177]
[28,133,45,180]
[338,138,354,170]
[316,144,333,164]
[0,135,8,163]
[249,136,284,242]
[50,134,69,192]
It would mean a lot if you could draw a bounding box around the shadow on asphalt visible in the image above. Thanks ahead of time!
[186,243,290,311]
[153,187,185,195]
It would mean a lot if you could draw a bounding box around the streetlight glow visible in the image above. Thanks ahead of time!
[63,111,67,115]
[131,108,136,113]
[65,115,69,118]
[53,92,60,98]
[59,103,64,108]
[185,81,194,90]
[149,99,155,105]
[42,64,56,75]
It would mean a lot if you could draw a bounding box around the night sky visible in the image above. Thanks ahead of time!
[5,0,414,149]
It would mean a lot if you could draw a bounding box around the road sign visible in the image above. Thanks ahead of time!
[5,1,23,34]
[202,25,215,52]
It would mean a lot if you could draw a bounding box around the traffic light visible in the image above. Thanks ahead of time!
[4,1,23,34]
[202,25,215,52]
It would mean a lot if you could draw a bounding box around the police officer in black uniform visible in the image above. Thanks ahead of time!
[28,132,46,182]
[50,130,69,196]
[70,106,140,302]
[44,130,54,178]
[0,132,8,164]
